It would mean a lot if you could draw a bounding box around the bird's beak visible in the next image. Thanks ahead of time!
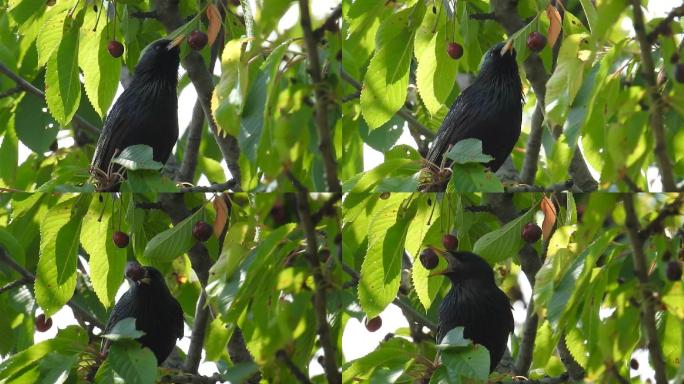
[500,40,513,56]
[428,249,462,277]
[167,35,184,50]
[427,248,452,277]
[138,277,151,285]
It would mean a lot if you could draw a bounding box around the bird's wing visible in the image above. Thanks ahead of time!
[91,91,137,170]
[425,87,485,166]
[170,298,184,340]
[101,290,136,353]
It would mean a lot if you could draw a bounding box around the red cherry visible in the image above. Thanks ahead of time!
[35,314,53,332]
[442,234,458,250]
[187,30,208,50]
[112,231,129,248]
[107,40,124,58]
[419,248,439,270]
[447,42,463,60]
[526,32,547,52]
[522,223,542,243]
[192,221,213,242]
[365,316,382,332]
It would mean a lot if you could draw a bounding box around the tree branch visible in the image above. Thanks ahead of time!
[504,180,574,193]
[646,4,684,43]
[298,0,340,192]
[312,4,341,41]
[286,171,341,384]
[622,194,668,384]
[557,334,585,380]
[177,98,205,183]
[629,0,677,191]
[153,0,242,191]
[638,193,684,241]
[469,12,496,20]
[0,62,100,136]
[276,350,314,384]
[182,291,210,373]
[0,277,32,294]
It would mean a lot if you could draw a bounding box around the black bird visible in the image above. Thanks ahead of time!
[425,43,523,180]
[103,262,184,365]
[90,39,181,190]
[431,251,513,373]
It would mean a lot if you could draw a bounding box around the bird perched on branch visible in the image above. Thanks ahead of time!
[422,42,523,189]
[90,39,182,191]
[431,251,513,372]
[102,262,184,365]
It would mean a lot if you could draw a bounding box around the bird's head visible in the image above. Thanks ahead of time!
[429,251,495,285]
[125,262,170,292]
[477,42,518,79]
[134,39,181,79]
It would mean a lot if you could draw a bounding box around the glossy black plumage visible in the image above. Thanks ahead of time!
[103,262,184,365]
[426,43,523,173]
[435,251,513,372]
[90,40,180,188]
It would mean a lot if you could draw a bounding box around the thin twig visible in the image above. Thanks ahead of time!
[312,4,341,41]
[469,12,496,20]
[178,179,237,193]
[159,373,223,383]
[0,278,31,294]
[622,194,668,384]
[285,170,341,384]
[177,99,205,183]
[130,10,158,19]
[298,0,340,192]
[0,85,22,98]
[646,4,684,43]
[637,191,684,241]
[504,180,574,193]
[0,62,100,135]
[311,193,342,224]
[630,0,677,191]
[514,299,538,375]
[276,350,314,384]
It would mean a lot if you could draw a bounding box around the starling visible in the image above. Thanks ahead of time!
[431,251,513,372]
[103,262,184,365]
[90,39,181,190]
[425,43,523,176]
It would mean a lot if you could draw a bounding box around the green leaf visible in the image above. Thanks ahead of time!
[579,0,598,33]
[444,139,494,164]
[80,194,127,308]
[436,327,471,349]
[472,202,537,264]
[441,344,490,382]
[345,159,422,193]
[79,9,121,118]
[409,203,447,312]
[37,351,79,384]
[545,33,592,126]
[204,317,230,361]
[0,125,18,185]
[0,228,26,267]
[15,78,60,154]
[111,145,164,171]
[447,163,504,193]
[342,338,417,383]
[45,25,81,126]
[143,207,207,262]
[102,318,145,341]
[360,8,418,129]
[359,195,415,317]
[212,38,249,137]
[35,5,68,67]
[108,340,158,384]
[0,326,86,382]
[415,8,458,115]
[35,195,91,316]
